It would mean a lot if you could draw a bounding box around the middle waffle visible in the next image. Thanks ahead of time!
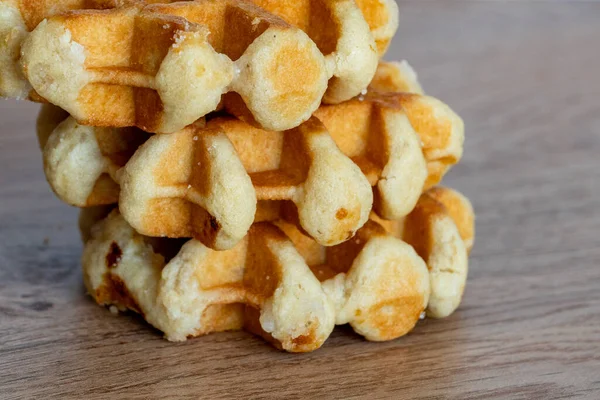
[37,89,464,251]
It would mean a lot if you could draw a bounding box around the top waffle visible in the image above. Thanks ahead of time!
[1,0,398,132]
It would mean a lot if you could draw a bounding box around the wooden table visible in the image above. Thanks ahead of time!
[1,2,599,398]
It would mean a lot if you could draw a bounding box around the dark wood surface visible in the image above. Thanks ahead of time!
[1,2,599,399]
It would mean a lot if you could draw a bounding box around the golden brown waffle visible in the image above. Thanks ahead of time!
[1,0,398,104]
[3,0,384,132]
[38,91,462,232]
[37,107,375,249]
[82,209,430,349]
[121,89,466,248]
[373,186,473,318]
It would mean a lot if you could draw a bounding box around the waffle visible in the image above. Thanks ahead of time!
[3,0,382,132]
[374,186,473,318]
[2,0,397,105]
[82,209,430,348]
[82,209,336,352]
[38,89,462,226]
[37,108,375,249]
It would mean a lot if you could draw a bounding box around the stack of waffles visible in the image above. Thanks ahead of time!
[1,0,475,352]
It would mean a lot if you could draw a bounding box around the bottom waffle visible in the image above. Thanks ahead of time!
[81,187,474,352]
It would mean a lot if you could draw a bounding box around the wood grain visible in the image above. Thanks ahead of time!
[1,1,599,398]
